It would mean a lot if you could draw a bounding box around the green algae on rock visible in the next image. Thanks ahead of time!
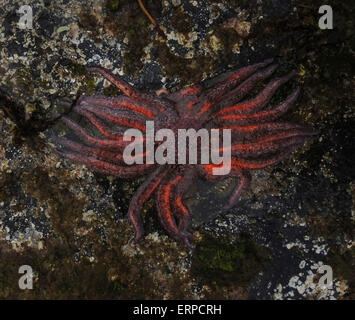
[192,234,270,287]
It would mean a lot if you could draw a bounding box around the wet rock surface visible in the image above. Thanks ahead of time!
[0,0,353,299]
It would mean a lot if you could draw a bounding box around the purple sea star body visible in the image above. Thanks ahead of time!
[54,59,316,247]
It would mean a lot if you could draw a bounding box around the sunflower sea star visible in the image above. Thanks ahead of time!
[53,59,317,248]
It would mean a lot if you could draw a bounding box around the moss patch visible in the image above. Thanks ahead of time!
[106,0,124,13]
[0,239,128,299]
[154,42,217,85]
[171,7,192,35]
[22,168,86,245]
[78,9,102,41]
[78,1,163,76]
[192,233,270,287]
[103,1,161,76]
[68,62,96,95]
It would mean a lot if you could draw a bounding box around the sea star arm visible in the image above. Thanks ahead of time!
[74,108,128,140]
[230,137,311,157]
[197,63,277,118]
[212,71,296,117]
[168,84,203,102]
[61,116,128,151]
[217,87,301,125]
[225,169,251,209]
[77,103,147,131]
[56,149,154,178]
[224,122,306,138]
[196,164,251,209]
[213,64,279,109]
[228,126,317,157]
[59,98,134,139]
[81,95,157,118]
[87,66,169,112]
[200,144,307,209]
[129,166,168,242]
[205,58,274,104]
[53,136,125,164]
[172,168,197,235]
[173,194,191,234]
[156,175,193,248]
[230,146,303,170]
